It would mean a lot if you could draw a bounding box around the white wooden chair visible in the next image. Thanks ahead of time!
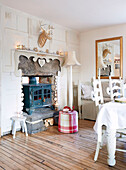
[108,75,124,100]
[108,76,126,153]
[92,76,105,161]
[94,76,126,163]
[91,76,103,107]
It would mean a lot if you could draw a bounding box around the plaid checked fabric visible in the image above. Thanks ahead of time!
[58,110,78,133]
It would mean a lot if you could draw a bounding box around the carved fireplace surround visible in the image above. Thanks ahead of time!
[14,49,64,115]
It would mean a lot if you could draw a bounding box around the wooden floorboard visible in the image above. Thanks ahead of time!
[0,120,126,170]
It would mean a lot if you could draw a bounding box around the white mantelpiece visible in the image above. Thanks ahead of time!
[14,49,64,77]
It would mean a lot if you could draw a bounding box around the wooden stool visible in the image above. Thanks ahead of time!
[58,110,78,133]
[11,116,28,139]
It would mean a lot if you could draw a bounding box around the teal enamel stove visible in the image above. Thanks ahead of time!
[23,77,52,115]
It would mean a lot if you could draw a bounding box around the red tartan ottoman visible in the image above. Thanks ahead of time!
[58,110,78,133]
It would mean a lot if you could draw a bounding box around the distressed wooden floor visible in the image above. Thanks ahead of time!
[0,120,126,170]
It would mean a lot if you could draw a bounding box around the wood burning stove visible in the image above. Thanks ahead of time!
[23,77,52,115]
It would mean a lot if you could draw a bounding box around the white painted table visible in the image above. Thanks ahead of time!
[11,115,28,139]
[94,102,126,166]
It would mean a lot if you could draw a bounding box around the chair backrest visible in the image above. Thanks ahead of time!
[109,76,124,100]
[92,76,104,107]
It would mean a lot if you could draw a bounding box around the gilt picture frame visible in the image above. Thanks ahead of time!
[96,36,123,79]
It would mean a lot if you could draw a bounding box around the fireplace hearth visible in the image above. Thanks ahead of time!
[25,107,58,134]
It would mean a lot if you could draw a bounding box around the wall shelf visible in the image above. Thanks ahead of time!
[15,49,64,58]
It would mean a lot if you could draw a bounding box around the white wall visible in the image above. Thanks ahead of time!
[80,24,126,82]
[0,4,80,135]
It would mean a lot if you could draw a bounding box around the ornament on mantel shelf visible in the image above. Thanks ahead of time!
[15,45,62,57]
[33,47,38,52]
[59,51,64,56]
[56,51,68,57]
[56,51,59,55]
[16,45,26,50]
[46,49,49,53]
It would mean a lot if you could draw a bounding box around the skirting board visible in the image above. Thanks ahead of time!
[1,128,21,137]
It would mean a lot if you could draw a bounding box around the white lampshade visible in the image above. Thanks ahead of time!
[64,51,80,66]
[64,51,80,109]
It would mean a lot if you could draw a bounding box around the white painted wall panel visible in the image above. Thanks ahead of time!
[1,72,22,134]
[67,30,80,45]
[17,15,28,33]
[49,39,67,53]
[3,29,28,72]
[53,26,66,42]
[4,9,17,30]
[28,18,47,36]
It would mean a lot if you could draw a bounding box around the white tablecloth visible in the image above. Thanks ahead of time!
[94,102,126,142]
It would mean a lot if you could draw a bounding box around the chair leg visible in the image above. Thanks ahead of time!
[94,129,105,162]
[23,121,28,137]
[12,120,16,139]
[101,129,106,147]
[107,128,116,166]
[20,121,24,132]
[94,142,101,161]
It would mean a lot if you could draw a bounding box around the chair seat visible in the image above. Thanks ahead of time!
[104,97,111,103]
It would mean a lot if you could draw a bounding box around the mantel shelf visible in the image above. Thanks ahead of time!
[15,49,64,58]
[14,49,65,77]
